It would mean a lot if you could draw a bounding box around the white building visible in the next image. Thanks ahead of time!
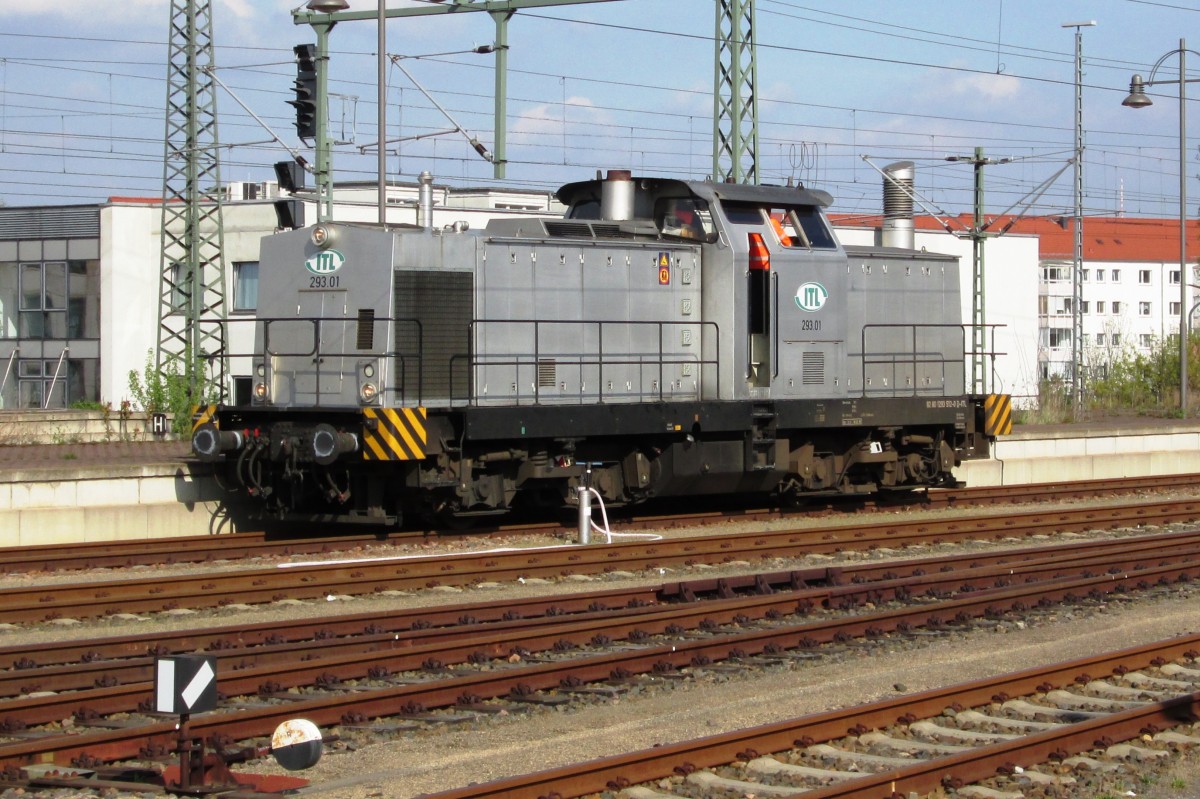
[1023,216,1199,385]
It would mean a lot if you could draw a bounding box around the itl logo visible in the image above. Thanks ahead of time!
[795,281,828,312]
[306,250,345,275]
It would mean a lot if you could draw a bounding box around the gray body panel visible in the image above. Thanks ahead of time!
[251,181,966,413]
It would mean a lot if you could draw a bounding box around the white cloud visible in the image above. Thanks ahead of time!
[944,71,1021,102]
[511,96,613,141]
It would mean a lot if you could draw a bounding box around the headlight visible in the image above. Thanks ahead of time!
[253,382,269,402]
[256,363,266,377]
[311,224,338,249]
[359,382,378,404]
[363,363,375,378]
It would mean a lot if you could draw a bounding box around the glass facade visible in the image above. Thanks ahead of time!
[0,239,101,409]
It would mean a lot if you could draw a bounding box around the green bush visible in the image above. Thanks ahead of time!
[127,350,217,436]
[1088,334,1187,417]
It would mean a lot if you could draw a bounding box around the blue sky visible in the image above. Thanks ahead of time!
[0,0,1197,219]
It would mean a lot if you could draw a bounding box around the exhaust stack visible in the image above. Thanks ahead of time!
[600,169,635,221]
[881,161,915,249]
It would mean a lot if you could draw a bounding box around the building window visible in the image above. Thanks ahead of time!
[1096,333,1105,346]
[1096,301,1106,314]
[1141,334,1153,348]
[2,259,99,343]
[1112,301,1122,314]
[1140,301,1152,316]
[1048,329,1071,349]
[1096,269,1105,282]
[1082,269,1090,281]
[1111,268,1121,282]
[1139,269,1151,284]
[15,357,96,408]
[233,261,259,312]
[1171,301,1182,316]
[1171,270,1181,285]
[1081,300,1089,314]
[1112,333,1121,346]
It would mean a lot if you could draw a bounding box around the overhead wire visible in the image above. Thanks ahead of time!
[0,5,1194,210]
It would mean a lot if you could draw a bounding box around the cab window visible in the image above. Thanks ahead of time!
[654,197,717,242]
[722,201,837,250]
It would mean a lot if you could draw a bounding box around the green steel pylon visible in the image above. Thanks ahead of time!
[156,0,228,399]
[713,0,758,184]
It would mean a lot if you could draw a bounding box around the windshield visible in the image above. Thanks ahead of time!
[721,201,838,249]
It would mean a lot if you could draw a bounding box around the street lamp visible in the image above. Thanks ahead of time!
[1122,38,1200,416]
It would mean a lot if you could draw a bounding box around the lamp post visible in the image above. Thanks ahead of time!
[1122,38,1199,416]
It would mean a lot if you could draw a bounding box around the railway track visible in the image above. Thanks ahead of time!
[3,496,1200,624]
[2,532,1199,777]
[2,473,1197,574]
[418,634,1200,799]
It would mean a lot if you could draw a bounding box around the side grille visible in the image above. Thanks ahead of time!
[802,352,825,385]
[537,359,556,388]
[356,308,375,350]
[394,270,473,401]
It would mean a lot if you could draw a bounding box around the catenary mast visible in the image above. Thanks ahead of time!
[156,0,228,399]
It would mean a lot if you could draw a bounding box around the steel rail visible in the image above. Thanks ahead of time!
[6,532,1200,699]
[4,497,1200,623]
[2,550,1197,770]
[1,473,1197,573]
[414,635,1200,799]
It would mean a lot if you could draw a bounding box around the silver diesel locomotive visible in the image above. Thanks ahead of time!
[193,170,1008,525]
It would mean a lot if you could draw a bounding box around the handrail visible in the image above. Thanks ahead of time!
[43,348,69,409]
[859,323,1006,398]
[454,319,720,405]
[0,350,15,408]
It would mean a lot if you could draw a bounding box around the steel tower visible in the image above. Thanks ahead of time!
[713,0,758,184]
[156,0,227,398]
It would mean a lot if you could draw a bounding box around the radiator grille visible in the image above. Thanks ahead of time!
[394,271,472,401]
[537,359,556,388]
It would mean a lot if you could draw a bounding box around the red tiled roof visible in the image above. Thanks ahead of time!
[832,213,1200,263]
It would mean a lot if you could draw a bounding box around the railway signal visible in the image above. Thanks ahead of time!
[289,43,318,139]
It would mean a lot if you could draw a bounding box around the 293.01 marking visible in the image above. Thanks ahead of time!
[801,319,821,331]
[309,275,340,289]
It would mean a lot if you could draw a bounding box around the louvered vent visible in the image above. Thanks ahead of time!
[394,271,473,401]
[802,352,825,385]
[356,308,375,350]
[542,220,640,240]
[0,206,99,239]
[544,220,595,238]
[537,359,556,388]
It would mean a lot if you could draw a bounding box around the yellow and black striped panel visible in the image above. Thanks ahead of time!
[363,407,428,461]
[191,404,218,434]
[983,394,1013,437]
